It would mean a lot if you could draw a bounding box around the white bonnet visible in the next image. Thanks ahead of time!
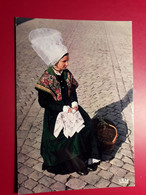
[29,28,68,66]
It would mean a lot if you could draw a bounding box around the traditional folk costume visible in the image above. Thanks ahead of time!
[29,28,101,174]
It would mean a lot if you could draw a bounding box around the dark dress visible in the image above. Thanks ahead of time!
[36,67,101,174]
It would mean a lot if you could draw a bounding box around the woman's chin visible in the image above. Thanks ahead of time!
[63,67,67,70]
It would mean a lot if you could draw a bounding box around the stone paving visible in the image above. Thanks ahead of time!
[16,19,134,194]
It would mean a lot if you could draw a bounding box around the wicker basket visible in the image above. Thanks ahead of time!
[92,118,118,151]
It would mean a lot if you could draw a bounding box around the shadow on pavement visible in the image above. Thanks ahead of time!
[93,88,133,161]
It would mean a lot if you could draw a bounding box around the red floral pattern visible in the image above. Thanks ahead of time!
[36,68,78,101]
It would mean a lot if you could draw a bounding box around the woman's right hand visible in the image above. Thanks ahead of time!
[73,106,78,111]
[68,107,72,113]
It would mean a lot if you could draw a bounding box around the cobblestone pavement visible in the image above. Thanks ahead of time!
[16,19,134,194]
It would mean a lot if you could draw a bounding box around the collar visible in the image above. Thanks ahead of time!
[52,66,63,76]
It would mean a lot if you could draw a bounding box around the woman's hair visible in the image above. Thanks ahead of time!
[61,53,69,59]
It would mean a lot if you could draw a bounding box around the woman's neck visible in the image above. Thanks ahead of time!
[52,66,63,75]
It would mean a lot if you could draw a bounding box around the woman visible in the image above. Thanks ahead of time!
[29,28,101,175]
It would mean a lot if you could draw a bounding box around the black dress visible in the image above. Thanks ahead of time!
[36,67,101,174]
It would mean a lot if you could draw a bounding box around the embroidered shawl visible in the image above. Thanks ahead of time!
[35,67,78,101]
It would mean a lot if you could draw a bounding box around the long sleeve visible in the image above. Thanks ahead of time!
[70,90,78,104]
[37,89,64,112]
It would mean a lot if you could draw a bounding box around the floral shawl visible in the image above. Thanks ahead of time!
[35,67,78,101]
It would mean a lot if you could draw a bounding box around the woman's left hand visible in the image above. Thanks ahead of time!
[68,108,72,113]
[73,106,78,111]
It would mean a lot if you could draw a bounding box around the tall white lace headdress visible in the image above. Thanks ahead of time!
[29,28,68,66]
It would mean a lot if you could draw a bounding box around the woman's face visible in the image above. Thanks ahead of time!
[55,54,69,71]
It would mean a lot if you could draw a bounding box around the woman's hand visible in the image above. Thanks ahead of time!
[68,108,72,113]
[73,106,78,111]
[71,102,78,112]
[68,106,78,113]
